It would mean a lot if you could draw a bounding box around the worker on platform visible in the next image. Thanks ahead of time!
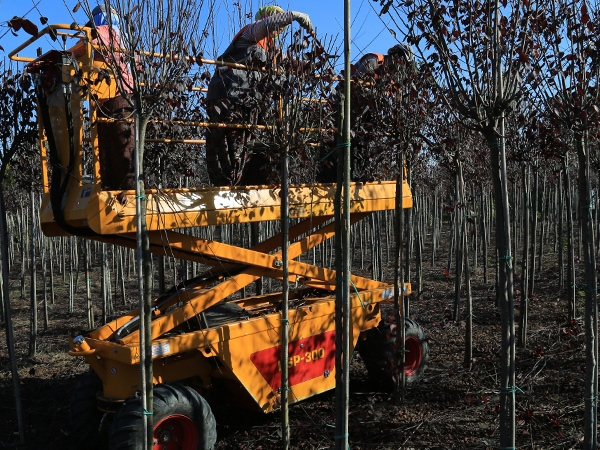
[318,43,414,183]
[353,44,414,78]
[71,4,135,190]
[205,5,314,186]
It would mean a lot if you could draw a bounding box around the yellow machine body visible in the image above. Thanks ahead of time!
[12,25,413,413]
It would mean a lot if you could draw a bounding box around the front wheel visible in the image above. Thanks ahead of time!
[109,383,217,450]
[69,371,107,450]
[358,317,429,391]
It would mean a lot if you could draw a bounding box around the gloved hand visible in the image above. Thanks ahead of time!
[292,12,313,33]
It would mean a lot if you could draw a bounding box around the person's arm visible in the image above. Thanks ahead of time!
[240,11,313,42]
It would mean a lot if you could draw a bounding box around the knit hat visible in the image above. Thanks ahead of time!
[91,3,120,27]
[388,43,414,62]
[255,5,284,20]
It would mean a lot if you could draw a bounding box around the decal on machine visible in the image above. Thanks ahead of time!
[152,341,171,357]
[250,330,336,391]
[382,288,393,300]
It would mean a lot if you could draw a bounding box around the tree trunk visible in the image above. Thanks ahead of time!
[431,187,439,267]
[393,163,407,404]
[101,242,108,325]
[461,174,473,370]
[334,5,352,440]
[576,133,598,450]
[486,120,515,449]
[415,199,423,300]
[529,168,539,296]
[597,169,600,259]
[0,185,25,444]
[519,164,530,348]
[537,175,547,275]
[69,237,74,313]
[404,164,413,285]
[481,191,488,285]
[454,162,464,321]
[42,236,49,332]
[134,113,154,450]
[29,191,37,357]
[562,155,576,320]
[118,247,126,304]
[49,237,55,305]
[558,173,565,290]
[84,240,93,329]
[20,209,26,299]
[447,211,455,279]
[512,182,519,277]
[471,186,478,271]
[280,142,290,449]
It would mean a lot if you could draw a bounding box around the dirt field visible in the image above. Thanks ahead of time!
[0,231,588,449]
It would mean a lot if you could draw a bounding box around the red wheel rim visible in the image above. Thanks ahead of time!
[153,414,199,450]
[404,336,423,376]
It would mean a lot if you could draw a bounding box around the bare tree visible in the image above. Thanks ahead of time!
[0,68,37,445]
[379,0,542,445]
[81,0,214,447]
[528,1,600,446]
[505,104,546,348]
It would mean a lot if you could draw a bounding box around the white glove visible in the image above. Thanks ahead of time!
[292,12,313,33]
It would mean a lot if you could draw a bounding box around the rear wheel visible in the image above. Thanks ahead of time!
[109,383,217,450]
[358,317,429,391]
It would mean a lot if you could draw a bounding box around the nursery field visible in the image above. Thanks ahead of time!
[0,226,587,450]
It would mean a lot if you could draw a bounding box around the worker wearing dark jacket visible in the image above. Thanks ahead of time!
[318,43,414,182]
[353,44,413,78]
[205,5,313,186]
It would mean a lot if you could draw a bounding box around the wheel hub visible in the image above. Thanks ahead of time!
[157,428,172,443]
[405,336,423,376]
[153,414,198,450]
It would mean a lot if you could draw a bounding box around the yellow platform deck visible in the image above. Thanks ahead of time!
[40,180,412,236]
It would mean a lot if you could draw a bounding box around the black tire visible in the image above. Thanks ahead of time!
[69,371,105,450]
[358,317,429,391]
[109,383,217,450]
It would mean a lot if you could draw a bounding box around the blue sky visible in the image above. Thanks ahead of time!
[0,0,405,66]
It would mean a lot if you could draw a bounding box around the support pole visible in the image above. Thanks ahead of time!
[335,0,351,448]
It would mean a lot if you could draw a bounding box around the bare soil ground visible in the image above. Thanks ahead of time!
[0,231,588,450]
